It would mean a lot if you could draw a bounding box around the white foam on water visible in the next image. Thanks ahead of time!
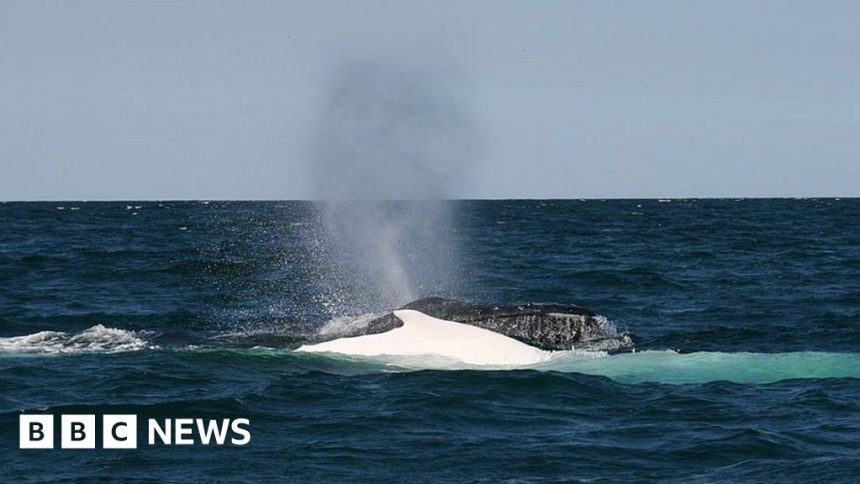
[0,325,151,355]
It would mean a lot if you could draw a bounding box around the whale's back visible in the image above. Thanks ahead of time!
[358,297,633,352]
[296,309,551,366]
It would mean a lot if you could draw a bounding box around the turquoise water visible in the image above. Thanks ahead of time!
[1,199,858,481]
[541,350,860,384]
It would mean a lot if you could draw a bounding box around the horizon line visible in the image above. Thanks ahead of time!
[1,196,857,203]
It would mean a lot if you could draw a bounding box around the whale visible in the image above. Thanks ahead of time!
[296,297,634,364]
[296,309,552,366]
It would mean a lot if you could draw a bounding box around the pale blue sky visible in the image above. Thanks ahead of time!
[1,0,858,200]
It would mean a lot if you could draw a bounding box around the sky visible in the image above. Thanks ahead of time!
[1,0,858,200]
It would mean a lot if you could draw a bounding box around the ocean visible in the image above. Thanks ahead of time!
[1,199,858,482]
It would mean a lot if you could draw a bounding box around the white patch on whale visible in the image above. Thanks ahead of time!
[296,309,552,366]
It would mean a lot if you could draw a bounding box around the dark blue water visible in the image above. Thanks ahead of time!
[1,200,859,482]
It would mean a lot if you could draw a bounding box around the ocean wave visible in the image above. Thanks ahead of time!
[0,325,152,355]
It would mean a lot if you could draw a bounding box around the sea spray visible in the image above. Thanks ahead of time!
[307,60,480,315]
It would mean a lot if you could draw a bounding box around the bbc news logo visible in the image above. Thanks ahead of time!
[20,414,251,449]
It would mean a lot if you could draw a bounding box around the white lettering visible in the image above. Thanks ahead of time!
[148,419,171,445]
[231,418,251,445]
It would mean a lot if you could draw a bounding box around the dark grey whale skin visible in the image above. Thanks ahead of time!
[359,297,635,352]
